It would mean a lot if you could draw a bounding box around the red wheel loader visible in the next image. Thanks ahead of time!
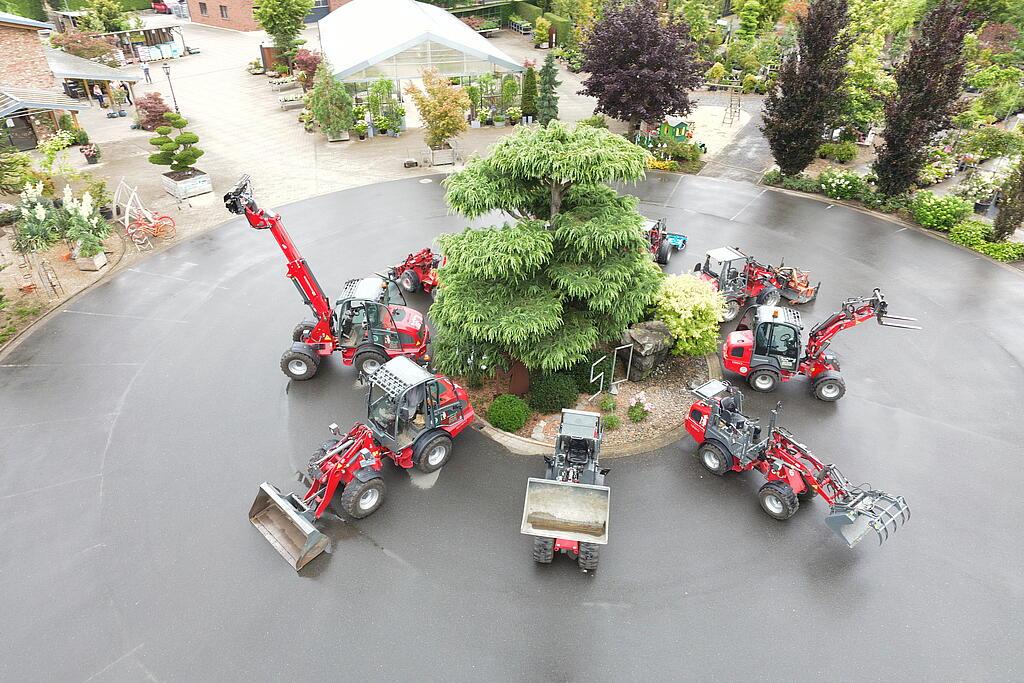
[684,380,911,548]
[248,356,476,570]
[522,410,611,572]
[694,247,820,322]
[721,289,920,401]
[390,247,442,296]
[225,176,430,380]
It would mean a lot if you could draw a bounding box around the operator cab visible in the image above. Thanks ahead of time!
[695,246,748,292]
[738,306,804,371]
[335,277,425,350]
[367,357,466,451]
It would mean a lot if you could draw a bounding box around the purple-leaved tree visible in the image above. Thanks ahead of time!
[579,0,706,135]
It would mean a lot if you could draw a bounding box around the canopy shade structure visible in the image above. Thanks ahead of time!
[45,48,142,83]
[318,0,523,83]
[0,86,86,117]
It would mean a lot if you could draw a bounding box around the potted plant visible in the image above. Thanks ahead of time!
[307,62,355,142]
[247,59,265,75]
[706,62,726,91]
[404,68,470,166]
[354,122,368,140]
[506,106,522,126]
[87,178,114,219]
[148,112,212,199]
[954,173,999,214]
[61,187,111,271]
[466,85,481,127]
[493,112,506,127]
[79,144,101,165]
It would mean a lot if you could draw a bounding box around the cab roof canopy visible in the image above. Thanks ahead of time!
[317,0,522,82]
[706,246,746,263]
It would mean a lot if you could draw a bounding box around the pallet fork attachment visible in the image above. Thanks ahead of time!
[248,482,329,571]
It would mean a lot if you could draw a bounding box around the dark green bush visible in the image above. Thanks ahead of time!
[570,352,614,395]
[817,141,857,163]
[780,174,821,193]
[488,394,530,432]
[762,169,782,186]
[528,372,580,412]
[512,1,543,23]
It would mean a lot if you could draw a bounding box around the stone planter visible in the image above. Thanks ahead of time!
[470,119,481,128]
[161,169,213,199]
[426,144,456,166]
[494,120,506,128]
[75,251,108,271]
[326,129,350,142]
[86,156,98,165]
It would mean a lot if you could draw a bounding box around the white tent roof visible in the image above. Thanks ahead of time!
[318,0,522,82]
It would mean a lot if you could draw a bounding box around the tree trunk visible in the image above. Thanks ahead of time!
[550,180,562,217]
[508,359,530,396]
[629,118,640,138]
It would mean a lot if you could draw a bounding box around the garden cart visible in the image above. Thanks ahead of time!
[225,175,430,380]
[684,380,911,548]
[249,356,476,570]
[721,289,920,401]
[522,410,610,572]
[693,246,820,322]
[643,217,687,266]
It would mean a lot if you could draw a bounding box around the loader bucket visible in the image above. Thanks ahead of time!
[521,478,610,545]
[825,490,911,548]
[248,482,329,570]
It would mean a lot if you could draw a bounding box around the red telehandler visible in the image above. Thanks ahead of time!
[225,176,430,380]
[721,289,919,401]
[685,380,911,548]
[249,356,476,570]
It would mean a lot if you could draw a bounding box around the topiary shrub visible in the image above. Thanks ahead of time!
[910,191,972,231]
[528,372,580,412]
[653,275,723,355]
[148,113,204,173]
[488,394,530,432]
[818,168,866,200]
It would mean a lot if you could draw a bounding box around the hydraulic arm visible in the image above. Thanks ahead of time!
[804,289,920,361]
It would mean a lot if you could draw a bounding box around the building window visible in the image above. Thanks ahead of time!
[219,4,228,18]
[198,1,207,15]
[312,0,327,6]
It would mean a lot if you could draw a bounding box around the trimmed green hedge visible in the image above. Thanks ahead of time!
[528,372,579,413]
[513,1,542,23]
[543,11,572,45]
[57,0,152,10]
[488,394,530,432]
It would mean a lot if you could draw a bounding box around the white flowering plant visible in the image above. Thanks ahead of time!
[627,391,654,423]
[818,168,867,200]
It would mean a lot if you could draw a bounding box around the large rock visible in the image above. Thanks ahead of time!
[618,321,673,381]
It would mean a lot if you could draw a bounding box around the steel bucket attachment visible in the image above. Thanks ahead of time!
[825,489,911,548]
[248,482,329,570]
[521,478,610,545]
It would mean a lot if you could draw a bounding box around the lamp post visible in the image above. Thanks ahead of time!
[162,63,179,113]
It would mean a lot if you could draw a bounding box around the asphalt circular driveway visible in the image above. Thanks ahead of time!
[2,174,1021,680]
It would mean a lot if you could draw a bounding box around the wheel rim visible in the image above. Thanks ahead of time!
[361,358,381,375]
[287,358,308,376]
[427,444,448,467]
[702,449,721,470]
[754,373,774,390]
[763,493,784,515]
[724,302,739,320]
[766,292,780,305]
[819,382,840,399]
[358,487,380,510]
[401,275,414,292]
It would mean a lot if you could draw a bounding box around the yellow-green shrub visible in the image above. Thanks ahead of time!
[653,275,723,356]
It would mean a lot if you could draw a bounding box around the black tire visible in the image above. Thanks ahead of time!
[414,432,453,473]
[339,477,386,519]
[748,368,779,393]
[698,442,733,476]
[656,239,671,265]
[578,542,600,571]
[291,319,317,342]
[722,299,742,323]
[813,376,846,402]
[757,287,781,306]
[353,348,388,377]
[306,439,340,482]
[532,537,554,563]
[280,346,319,381]
[758,481,799,520]
[399,269,421,293]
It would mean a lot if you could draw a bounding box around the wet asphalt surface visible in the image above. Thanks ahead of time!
[1,173,1022,680]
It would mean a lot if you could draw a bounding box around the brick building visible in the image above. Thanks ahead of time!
[0,12,55,90]
[185,0,353,32]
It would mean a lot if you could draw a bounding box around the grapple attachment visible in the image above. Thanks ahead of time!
[825,489,911,548]
[521,478,610,544]
[248,482,329,570]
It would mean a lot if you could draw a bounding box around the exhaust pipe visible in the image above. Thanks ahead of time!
[825,489,911,548]
[248,482,329,570]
